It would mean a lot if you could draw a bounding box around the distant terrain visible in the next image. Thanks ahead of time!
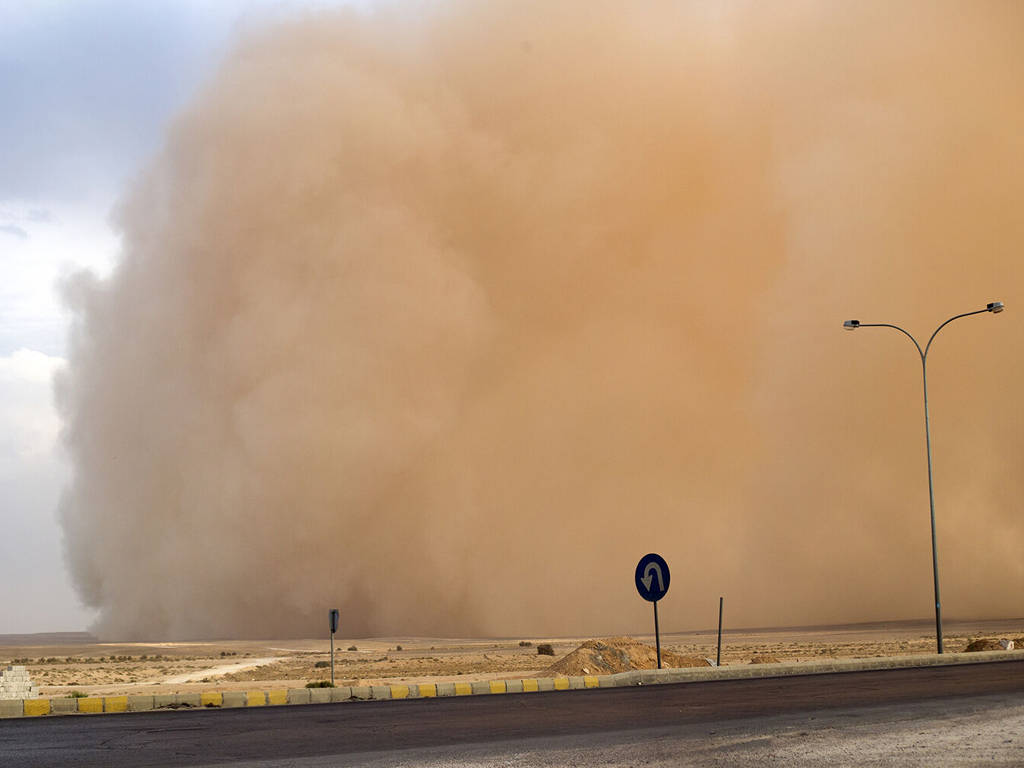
[1,619,1021,699]
[0,632,98,646]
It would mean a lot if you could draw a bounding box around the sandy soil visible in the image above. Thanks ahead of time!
[2,618,1021,698]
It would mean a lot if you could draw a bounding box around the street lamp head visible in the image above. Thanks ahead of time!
[843,320,861,330]
[987,301,1005,314]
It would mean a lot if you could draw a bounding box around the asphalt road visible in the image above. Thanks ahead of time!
[2,661,1022,767]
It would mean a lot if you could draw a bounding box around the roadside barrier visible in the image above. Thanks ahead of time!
[1,650,1020,718]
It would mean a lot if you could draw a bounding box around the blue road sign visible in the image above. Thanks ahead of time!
[635,553,670,602]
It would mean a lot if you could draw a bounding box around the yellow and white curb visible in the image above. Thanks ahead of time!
[1,650,1019,718]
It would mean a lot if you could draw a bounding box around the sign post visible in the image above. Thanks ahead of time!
[634,553,670,669]
[716,596,723,667]
[329,609,339,686]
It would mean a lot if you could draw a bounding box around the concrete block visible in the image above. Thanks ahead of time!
[127,695,155,712]
[221,691,247,708]
[104,696,128,713]
[287,689,311,705]
[522,678,539,693]
[454,682,472,696]
[584,676,599,688]
[51,698,78,714]
[245,691,266,707]
[329,686,352,702]
[24,699,51,716]
[370,685,391,700]
[351,686,372,700]
[309,687,332,704]
[505,680,524,694]
[0,700,23,718]
[267,690,288,706]
[417,683,437,698]
[435,682,455,697]
[470,681,490,695]
[537,678,555,692]
[489,680,507,694]
[597,675,617,688]
[153,695,176,709]
[176,694,201,708]
[78,697,103,714]
[200,692,222,708]
[389,685,409,699]
[612,670,641,686]
[568,676,586,690]
[553,678,570,691]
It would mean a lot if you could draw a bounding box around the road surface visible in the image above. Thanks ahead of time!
[1,660,1022,766]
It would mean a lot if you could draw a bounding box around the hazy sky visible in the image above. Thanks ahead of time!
[0,0,348,634]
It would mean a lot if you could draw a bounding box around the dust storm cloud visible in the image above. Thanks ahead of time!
[57,1,1024,639]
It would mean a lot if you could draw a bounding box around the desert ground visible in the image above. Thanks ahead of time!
[2,618,1021,699]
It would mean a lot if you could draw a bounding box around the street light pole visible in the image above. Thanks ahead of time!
[843,301,1003,654]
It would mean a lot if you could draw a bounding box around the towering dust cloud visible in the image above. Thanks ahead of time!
[58,1,1024,639]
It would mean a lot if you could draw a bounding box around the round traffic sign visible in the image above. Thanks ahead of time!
[635,553,670,602]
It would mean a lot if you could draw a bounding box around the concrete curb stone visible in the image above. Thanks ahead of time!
[5,650,1022,718]
[127,695,155,712]
[0,700,23,717]
[306,687,331,703]
[221,691,247,708]
[330,686,352,702]
[287,689,311,705]
[49,698,78,714]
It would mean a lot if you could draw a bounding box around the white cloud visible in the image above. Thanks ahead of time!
[0,348,65,460]
[0,200,119,356]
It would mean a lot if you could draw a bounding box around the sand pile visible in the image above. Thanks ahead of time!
[543,637,711,676]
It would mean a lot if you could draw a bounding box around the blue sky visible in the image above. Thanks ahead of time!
[0,0,349,634]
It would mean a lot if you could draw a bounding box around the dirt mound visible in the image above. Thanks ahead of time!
[748,654,781,664]
[963,638,1004,652]
[542,637,711,676]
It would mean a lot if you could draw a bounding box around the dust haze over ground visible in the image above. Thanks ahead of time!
[57,0,1024,640]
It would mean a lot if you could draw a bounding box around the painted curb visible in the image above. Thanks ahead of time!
[2,650,1021,718]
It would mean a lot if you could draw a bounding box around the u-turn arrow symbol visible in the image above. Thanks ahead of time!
[640,562,664,593]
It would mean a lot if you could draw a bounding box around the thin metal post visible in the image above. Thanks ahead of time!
[654,600,662,669]
[716,596,724,666]
[921,359,944,654]
[330,631,335,686]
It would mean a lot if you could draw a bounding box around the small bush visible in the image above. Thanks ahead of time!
[314,661,330,668]
[347,645,358,651]
[67,691,87,699]
[305,680,335,688]
[519,641,533,647]
[537,643,555,656]
[395,645,403,651]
